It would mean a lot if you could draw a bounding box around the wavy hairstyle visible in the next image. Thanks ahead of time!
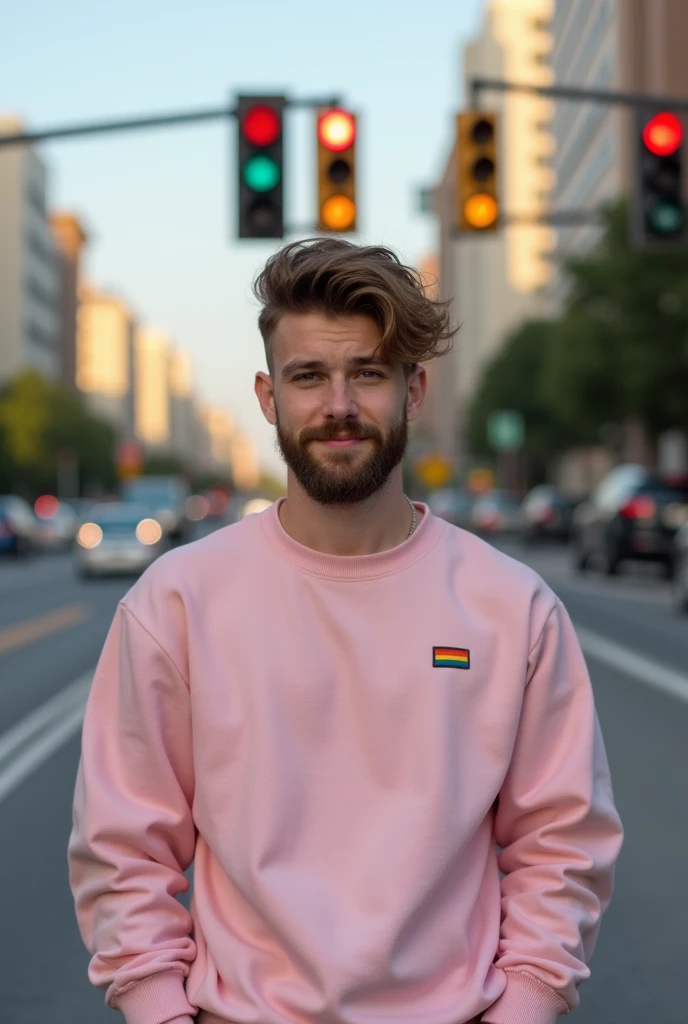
[253,238,458,373]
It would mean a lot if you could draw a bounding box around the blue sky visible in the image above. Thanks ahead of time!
[3,0,483,477]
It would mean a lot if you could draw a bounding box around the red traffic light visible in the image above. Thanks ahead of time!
[318,109,356,152]
[642,111,683,156]
[242,104,281,147]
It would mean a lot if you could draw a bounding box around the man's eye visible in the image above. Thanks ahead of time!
[359,370,384,380]
[294,373,318,382]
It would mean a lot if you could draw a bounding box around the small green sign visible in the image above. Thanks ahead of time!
[488,410,524,452]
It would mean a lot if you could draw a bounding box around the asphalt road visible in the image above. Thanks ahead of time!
[0,527,686,1023]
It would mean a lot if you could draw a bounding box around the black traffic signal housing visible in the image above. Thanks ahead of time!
[456,111,499,233]
[237,95,285,239]
[317,108,357,233]
[632,108,686,249]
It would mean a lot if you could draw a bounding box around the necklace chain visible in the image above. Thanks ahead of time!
[405,495,418,540]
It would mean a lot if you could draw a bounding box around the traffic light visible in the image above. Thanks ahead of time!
[456,111,499,233]
[237,95,285,239]
[317,108,357,232]
[632,108,686,248]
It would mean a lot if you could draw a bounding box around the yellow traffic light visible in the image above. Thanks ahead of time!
[317,108,357,232]
[456,111,499,233]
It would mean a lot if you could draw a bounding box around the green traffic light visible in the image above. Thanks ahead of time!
[648,201,684,234]
[243,155,280,192]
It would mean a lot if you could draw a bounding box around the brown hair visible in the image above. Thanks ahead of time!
[253,238,458,373]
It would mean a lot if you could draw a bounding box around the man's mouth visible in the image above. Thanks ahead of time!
[319,437,364,448]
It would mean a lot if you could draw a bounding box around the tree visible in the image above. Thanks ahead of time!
[562,199,688,438]
[466,319,574,484]
[466,199,688,485]
[0,371,117,498]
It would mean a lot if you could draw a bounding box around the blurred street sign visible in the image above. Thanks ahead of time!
[414,453,454,489]
[487,410,524,452]
[116,440,143,479]
[467,467,495,493]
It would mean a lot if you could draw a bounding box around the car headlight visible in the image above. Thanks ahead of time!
[136,518,163,546]
[77,523,103,549]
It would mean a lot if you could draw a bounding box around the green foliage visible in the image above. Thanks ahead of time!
[466,199,688,484]
[0,371,117,498]
[467,319,574,483]
[143,453,187,478]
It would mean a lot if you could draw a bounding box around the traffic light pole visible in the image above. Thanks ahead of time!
[0,95,343,148]
[469,76,688,114]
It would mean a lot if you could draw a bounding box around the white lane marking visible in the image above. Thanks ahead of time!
[0,703,86,804]
[0,672,92,804]
[577,627,688,705]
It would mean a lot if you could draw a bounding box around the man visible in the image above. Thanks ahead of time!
[69,239,623,1024]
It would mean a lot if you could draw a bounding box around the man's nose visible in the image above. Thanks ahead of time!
[322,377,359,419]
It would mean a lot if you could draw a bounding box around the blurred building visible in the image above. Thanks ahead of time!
[200,404,235,477]
[0,116,60,383]
[230,433,260,491]
[76,284,135,436]
[547,0,688,306]
[431,0,554,466]
[168,348,197,464]
[192,402,215,472]
[50,212,88,389]
[134,326,171,451]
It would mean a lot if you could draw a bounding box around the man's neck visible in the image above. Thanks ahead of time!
[278,480,418,557]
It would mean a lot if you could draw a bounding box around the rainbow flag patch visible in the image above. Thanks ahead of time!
[433,646,470,669]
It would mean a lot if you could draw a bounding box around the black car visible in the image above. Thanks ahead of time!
[572,464,688,578]
[519,485,573,544]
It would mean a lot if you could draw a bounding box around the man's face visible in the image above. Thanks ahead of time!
[255,312,426,505]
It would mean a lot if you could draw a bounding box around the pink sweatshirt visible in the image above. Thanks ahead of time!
[68,500,623,1024]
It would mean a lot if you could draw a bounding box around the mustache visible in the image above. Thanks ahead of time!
[299,422,382,444]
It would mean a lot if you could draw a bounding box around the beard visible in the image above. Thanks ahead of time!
[275,410,409,505]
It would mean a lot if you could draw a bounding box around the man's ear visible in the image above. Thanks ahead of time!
[255,371,277,426]
[406,364,427,423]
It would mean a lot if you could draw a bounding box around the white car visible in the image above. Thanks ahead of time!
[75,502,167,578]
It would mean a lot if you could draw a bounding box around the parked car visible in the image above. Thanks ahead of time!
[427,488,473,528]
[519,485,573,544]
[34,499,80,551]
[671,523,688,613]
[572,464,688,578]
[0,496,38,556]
[121,475,191,543]
[470,490,521,536]
[75,502,168,578]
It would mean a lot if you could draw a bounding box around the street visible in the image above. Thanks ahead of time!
[0,528,686,1024]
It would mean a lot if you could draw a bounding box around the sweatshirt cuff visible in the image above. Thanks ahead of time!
[481,970,569,1024]
[114,970,196,1024]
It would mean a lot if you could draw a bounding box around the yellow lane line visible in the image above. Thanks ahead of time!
[0,603,91,656]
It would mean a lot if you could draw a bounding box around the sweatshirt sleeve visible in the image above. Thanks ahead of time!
[68,601,198,1024]
[483,597,623,1024]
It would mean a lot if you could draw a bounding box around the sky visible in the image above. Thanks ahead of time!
[2,0,484,479]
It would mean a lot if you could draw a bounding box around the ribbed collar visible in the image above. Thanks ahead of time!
[258,497,444,581]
